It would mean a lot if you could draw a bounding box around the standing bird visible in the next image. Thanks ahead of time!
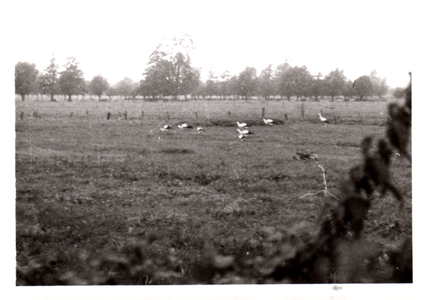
[263,118,277,126]
[318,113,330,125]
[177,123,193,129]
[197,126,204,133]
[236,121,248,129]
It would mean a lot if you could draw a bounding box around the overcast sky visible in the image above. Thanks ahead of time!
[9,0,421,88]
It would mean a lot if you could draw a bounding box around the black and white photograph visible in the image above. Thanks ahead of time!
[4,0,424,299]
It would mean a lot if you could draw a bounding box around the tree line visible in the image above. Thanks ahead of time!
[15,36,398,102]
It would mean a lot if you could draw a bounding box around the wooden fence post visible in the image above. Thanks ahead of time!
[141,110,144,119]
[262,107,265,118]
[300,103,305,119]
[194,111,198,119]
[166,112,170,120]
[20,111,24,120]
[124,111,127,120]
[284,114,288,121]
[107,112,111,120]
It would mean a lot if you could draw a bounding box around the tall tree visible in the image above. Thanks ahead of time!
[59,57,85,101]
[343,80,355,101]
[204,70,218,99]
[353,75,374,100]
[370,69,388,99]
[228,75,239,99]
[116,77,135,99]
[89,75,109,100]
[39,55,60,101]
[258,64,274,100]
[180,66,200,100]
[286,66,313,101]
[143,34,199,99]
[15,61,39,101]
[106,86,117,100]
[311,73,324,101]
[130,82,141,99]
[237,66,258,100]
[275,62,292,100]
[218,70,231,99]
[324,69,347,101]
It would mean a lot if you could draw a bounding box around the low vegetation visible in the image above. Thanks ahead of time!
[15,91,411,285]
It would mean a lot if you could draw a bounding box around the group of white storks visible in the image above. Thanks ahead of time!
[159,113,330,140]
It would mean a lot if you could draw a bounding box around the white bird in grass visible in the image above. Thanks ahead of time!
[238,134,247,140]
[197,126,204,133]
[237,128,255,135]
[318,113,330,125]
[177,123,193,129]
[160,124,173,131]
[236,121,248,129]
[263,118,277,126]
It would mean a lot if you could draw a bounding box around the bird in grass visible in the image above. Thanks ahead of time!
[197,126,204,133]
[177,123,193,129]
[238,134,247,140]
[236,121,248,129]
[263,118,278,126]
[160,124,173,131]
[237,128,255,135]
[318,113,330,125]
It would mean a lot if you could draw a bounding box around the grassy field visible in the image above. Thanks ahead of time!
[15,97,412,284]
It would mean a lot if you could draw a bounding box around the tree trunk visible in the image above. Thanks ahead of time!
[68,94,72,101]
[20,94,25,101]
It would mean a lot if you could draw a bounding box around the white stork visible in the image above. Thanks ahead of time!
[236,121,248,129]
[177,123,193,129]
[238,134,247,140]
[263,118,277,126]
[237,128,255,135]
[197,126,204,133]
[160,124,173,131]
[318,113,330,125]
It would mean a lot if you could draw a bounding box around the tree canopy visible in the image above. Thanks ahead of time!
[89,75,109,100]
[141,35,200,99]
[15,61,39,101]
[354,75,374,100]
[59,57,85,101]
[237,66,258,100]
[324,69,347,101]
[258,65,274,100]
[38,55,60,101]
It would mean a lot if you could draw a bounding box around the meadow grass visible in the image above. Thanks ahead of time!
[15,97,411,284]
